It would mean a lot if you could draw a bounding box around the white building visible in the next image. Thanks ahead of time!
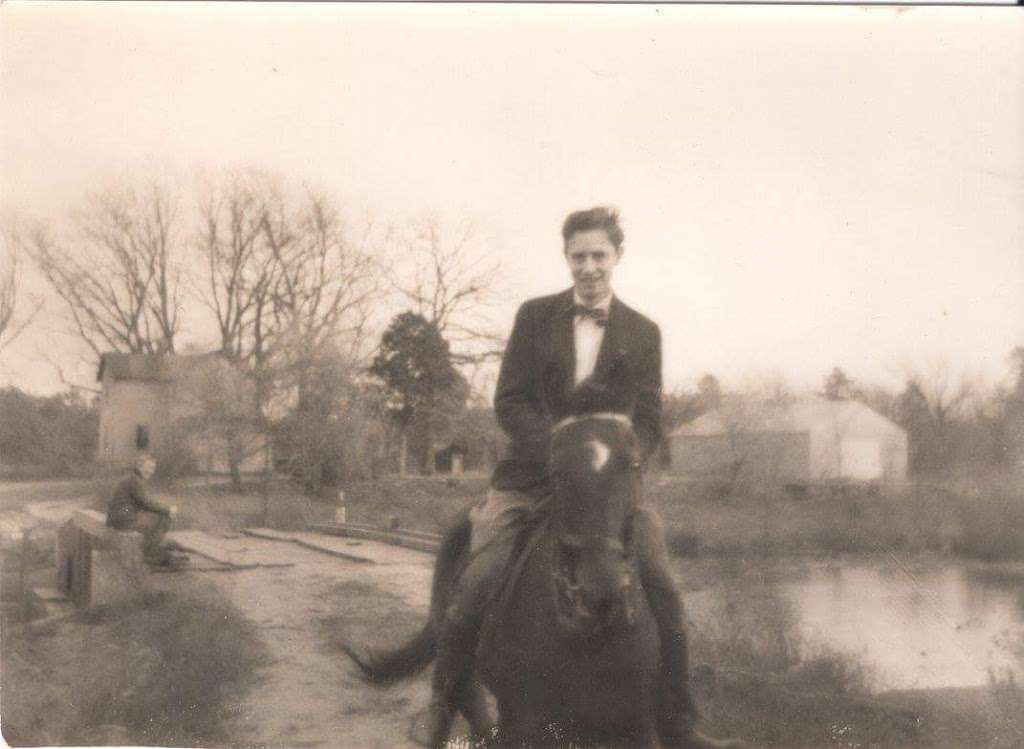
[96,352,266,473]
[669,395,908,485]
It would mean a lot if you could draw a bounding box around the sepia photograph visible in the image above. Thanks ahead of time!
[1,2,1022,747]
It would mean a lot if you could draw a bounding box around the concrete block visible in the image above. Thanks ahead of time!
[58,509,149,608]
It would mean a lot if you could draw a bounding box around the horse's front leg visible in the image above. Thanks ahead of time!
[458,678,496,745]
[637,707,664,749]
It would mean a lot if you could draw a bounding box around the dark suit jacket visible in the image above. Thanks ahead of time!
[491,288,663,496]
[106,471,167,529]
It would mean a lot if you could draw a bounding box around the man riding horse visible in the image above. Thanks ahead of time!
[418,206,726,748]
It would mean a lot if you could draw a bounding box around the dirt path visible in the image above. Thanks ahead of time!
[0,480,94,545]
[178,531,440,749]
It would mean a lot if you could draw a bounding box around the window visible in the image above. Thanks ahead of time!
[136,425,150,451]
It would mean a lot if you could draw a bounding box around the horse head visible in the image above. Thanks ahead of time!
[549,403,642,635]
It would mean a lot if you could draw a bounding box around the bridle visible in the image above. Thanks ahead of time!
[550,411,634,437]
[549,412,641,632]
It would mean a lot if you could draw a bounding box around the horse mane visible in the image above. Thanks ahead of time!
[567,378,632,419]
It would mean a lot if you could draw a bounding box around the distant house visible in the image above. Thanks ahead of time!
[669,395,908,485]
[433,442,468,475]
[96,352,266,473]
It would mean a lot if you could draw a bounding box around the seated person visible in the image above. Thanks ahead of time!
[106,453,175,564]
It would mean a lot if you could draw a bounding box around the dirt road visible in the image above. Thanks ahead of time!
[0,480,94,546]
[178,531,443,749]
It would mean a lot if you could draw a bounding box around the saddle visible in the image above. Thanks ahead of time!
[472,505,553,649]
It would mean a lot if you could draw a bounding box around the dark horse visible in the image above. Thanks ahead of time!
[343,412,729,747]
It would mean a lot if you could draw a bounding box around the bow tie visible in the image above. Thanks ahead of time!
[570,304,608,327]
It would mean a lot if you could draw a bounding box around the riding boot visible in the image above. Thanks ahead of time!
[415,489,534,747]
[632,508,701,748]
[413,614,480,747]
[655,627,699,747]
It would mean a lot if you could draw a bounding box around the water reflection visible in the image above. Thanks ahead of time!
[686,560,1024,691]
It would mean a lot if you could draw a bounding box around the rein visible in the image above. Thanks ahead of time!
[556,532,627,556]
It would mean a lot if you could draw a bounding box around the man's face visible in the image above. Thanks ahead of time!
[139,459,156,480]
[564,228,622,305]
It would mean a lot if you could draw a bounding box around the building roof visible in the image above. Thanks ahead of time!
[672,395,905,440]
[96,352,222,382]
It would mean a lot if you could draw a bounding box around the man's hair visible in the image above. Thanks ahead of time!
[561,206,624,250]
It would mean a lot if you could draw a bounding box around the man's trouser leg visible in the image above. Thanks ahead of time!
[134,511,170,561]
[633,507,698,746]
[417,489,533,747]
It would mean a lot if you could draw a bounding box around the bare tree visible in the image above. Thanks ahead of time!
[193,169,278,363]
[195,173,377,368]
[191,171,292,490]
[264,190,379,370]
[907,358,975,429]
[23,182,183,357]
[383,215,505,364]
[822,367,855,401]
[193,171,380,492]
[0,246,41,354]
[897,358,977,473]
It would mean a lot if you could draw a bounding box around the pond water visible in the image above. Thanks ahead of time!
[686,559,1024,691]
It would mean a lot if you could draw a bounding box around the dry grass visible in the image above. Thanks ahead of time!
[278,471,1024,563]
[327,473,490,534]
[651,473,1024,561]
[1,582,268,746]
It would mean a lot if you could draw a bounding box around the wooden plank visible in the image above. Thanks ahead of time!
[307,523,440,553]
[241,528,375,563]
[168,530,296,569]
[339,522,442,542]
[166,531,243,566]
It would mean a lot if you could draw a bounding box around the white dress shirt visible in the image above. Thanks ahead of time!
[573,292,612,386]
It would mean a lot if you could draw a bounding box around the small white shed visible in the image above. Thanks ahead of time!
[670,395,907,485]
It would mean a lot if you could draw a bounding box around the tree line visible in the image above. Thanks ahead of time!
[2,169,503,490]
[662,357,1024,481]
[3,171,1022,488]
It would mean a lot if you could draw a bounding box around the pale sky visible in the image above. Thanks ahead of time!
[2,2,1022,397]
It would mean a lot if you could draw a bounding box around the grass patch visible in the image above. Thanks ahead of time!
[155,469,1024,562]
[340,474,490,534]
[2,582,268,746]
[651,474,1024,561]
